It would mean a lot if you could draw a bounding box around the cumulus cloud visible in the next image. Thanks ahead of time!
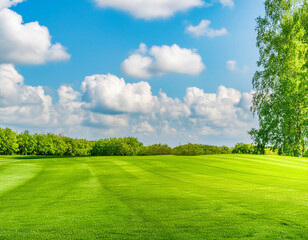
[227,60,249,72]
[0,0,25,10]
[199,126,219,136]
[184,85,246,128]
[0,64,23,107]
[54,86,84,126]
[150,44,205,75]
[81,74,156,114]
[239,91,254,110]
[121,54,153,79]
[0,8,70,64]
[134,43,148,55]
[58,85,81,105]
[186,19,228,38]
[122,43,205,78]
[161,121,177,135]
[132,121,155,134]
[158,90,191,120]
[0,64,52,125]
[92,0,204,19]
[84,112,129,129]
[219,0,234,8]
[0,66,256,144]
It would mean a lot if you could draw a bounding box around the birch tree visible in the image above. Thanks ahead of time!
[250,0,308,157]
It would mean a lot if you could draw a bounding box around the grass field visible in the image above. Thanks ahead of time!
[0,155,307,239]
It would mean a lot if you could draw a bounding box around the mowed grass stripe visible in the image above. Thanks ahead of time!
[89,156,308,238]
[181,155,308,185]
[87,160,180,239]
[0,161,106,239]
[136,155,307,190]
[0,155,307,239]
[134,156,308,211]
[0,159,41,195]
[154,156,308,208]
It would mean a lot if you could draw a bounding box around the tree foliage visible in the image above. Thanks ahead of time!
[91,137,144,156]
[250,0,308,157]
[0,128,18,155]
[232,143,258,154]
[0,127,284,157]
[17,130,37,155]
[0,128,94,156]
[173,144,231,156]
[138,144,173,156]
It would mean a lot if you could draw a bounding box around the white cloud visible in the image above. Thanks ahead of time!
[132,121,155,134]
[134,43,148,55]
[239,91,254,110]
[121,54,153,79]
[81,74,157,114]
[92,0,204,19]
[184,85,245,128]
[219,0,234,8]
[55,85,84,126]
[55,85,130,129]
[158,90,191,120]
[150,44,205,75]
[190,123,219,136]
[227,60,249,72]
[84,112,129,129]
[0,8,70,64]
[122,43,205,78]
[0,0,24,10]
[186,19,228,38]
[199,126,219,136]
[227,60,237,71]
[0,64,23,107]
[0,64,52,125]
[58,85,81,105]
[160,121,177,135]
[0,66,256,144]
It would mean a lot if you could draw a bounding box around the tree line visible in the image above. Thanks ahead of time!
[0,128,95,156]
[0,127,231,156]
[1,127,300,157]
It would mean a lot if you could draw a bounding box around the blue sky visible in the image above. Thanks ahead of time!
[0,0,264,146]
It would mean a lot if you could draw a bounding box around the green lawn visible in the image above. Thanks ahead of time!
[0,155,307,239]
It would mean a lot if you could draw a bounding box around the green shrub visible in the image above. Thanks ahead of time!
[173,144,231,156]
[232,143,258,154]
[264,148,278,155]
[5,126,301,157]
[201,145,231,155]
[173,144,204,156]
[138,144,173,155]
[91,137,143,156]
[63,137,94,156]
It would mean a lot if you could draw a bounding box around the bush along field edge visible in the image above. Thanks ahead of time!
[0,127,304,157]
